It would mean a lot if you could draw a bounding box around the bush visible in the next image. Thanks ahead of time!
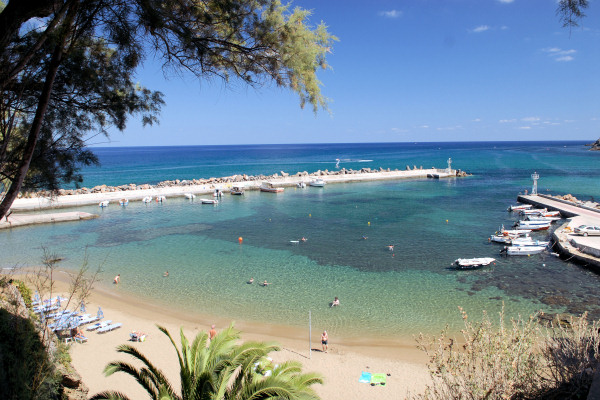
[413,307,600,400]
[14,279,33,308]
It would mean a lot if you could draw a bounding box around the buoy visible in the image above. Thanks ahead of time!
[446,219,449,224]
[309,214,311,218]
[238,237,243,244]
[542,263,546,267]
[368,221,371,226]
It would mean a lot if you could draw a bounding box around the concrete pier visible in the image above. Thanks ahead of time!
[0,211,98,230]
[517,194,600,218]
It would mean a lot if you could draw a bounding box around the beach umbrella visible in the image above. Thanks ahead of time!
[80,301,86,313]
[34,291,40,303]
[55,297,61,307]
[97,307,104,319]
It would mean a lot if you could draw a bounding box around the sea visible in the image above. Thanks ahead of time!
[2,141,600,339]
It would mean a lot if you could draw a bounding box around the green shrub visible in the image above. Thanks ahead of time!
[14,279,33,308]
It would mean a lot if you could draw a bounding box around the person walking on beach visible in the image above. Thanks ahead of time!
[209,324,217,340]
[321,330,328,353]
[114,274,120,285]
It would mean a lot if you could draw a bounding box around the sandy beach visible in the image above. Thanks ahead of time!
[34,273,431,399]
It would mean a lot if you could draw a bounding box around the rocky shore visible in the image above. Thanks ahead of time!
[587,138,600,151]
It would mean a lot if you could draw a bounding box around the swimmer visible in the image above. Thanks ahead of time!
[262,280,270,287]
[301,237,307,242]
[114,274,120,285]
[248,277,254,284]
[362,235,368,240]
[331,296,340,307]
[388,245,394,251]
[163,271,169,277]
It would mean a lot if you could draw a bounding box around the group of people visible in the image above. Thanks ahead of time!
[248,277,271,286]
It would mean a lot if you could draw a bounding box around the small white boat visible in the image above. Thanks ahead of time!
[511,239,550,247]
[156,195,166,203]
[501,245,546,256]
[309,179,326,187]
[540,211,560,218]
[99,200,109,208]
[260,182,284,193]
[526,215,560,222]
[184,193,196,200]
[142,196,152,203]
[520,208,547,215]
[453,257,496,270]
[508,204,532,211]
[297,182,306,188]
[119,199,128,206]
[514,220,551,231]
[200,198,218,204]
[230,187,244,195]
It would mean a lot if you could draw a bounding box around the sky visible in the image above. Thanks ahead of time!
[100,0,600,147]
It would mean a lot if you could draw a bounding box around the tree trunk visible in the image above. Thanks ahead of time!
[0,34,66,220]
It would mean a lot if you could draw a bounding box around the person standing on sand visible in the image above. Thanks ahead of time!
[114,274,120,285]
[209,324,217,340]
[321,330,328,353]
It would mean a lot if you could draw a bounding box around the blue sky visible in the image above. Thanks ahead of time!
[101,0,600,146]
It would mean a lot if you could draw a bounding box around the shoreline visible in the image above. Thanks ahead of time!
[19,272,431,399]
[9,167,461,211]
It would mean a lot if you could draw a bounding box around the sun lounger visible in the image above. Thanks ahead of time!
[97,322,122,334]
[74,335,88,344]
[86,320,112,331]
[370,373,387,386]
[77,315,99,326]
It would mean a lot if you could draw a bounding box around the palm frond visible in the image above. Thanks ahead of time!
[88,390,133,400]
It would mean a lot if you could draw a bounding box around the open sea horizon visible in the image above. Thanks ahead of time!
[3,140,600,339]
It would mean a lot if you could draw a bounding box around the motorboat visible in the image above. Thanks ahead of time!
[501,245,546,256]
[230,186,244,195]
[260,182,284,193]
[497,225,532,236]
[156,195,166,203]
[526,215,561,222]
[514,220,551,231]
[508,204,532,211]
[200,198,218,204]
[142,196,152,203]
[184,193,196,200]
[490,234,514,244]
[540,211,560,218]
[520,208,547,215]
[453,257,496,270]
[309,179,326,187]
[99,200,109,208]
[511,239,550,247]
[119,199,128,206]
[297,182,306,188]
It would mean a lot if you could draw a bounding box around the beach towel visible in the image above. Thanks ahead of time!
[370,373,387,386]
[359,371,372,383]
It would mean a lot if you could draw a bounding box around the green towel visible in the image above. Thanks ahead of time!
[370,373,386,386]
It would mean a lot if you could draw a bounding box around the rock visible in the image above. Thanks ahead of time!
[587,137,600,151]
[280,171,289,177]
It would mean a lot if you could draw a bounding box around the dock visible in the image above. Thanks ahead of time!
[516,194,600,219]
[0,211,98,230]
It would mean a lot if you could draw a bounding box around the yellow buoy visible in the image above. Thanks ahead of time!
[368,221,371,226]
[309,214,311,217]
[446,219,449,224]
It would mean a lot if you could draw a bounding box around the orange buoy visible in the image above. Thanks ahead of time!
[238,237,243,244]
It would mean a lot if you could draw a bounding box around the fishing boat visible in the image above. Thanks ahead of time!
[119,199,128,206]
[309,179,326,187]
[453,257,496,270]
[508,204,532,211]
[184,193,196,200]
[99,200,109,208]
[200,198,218,204]
[260,182,284,193]
[501,245,546,256]
[230,187,244,195]
[514,220,551,231]
[142,196,152,203]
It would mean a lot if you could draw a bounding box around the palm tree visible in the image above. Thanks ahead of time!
[90,323,323,400]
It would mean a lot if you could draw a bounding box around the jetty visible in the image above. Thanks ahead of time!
[0,211,98,230]
[9,165,465,212]
[516,194,600,219]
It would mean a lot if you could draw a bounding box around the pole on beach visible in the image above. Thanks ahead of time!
[309,310,312,359]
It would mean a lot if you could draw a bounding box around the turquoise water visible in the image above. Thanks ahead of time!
[2,141,600,338]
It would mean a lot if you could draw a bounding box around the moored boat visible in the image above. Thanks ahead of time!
[511,239,550,247]
[501,245,546,256]
[514,220,551,231]
[526,215,560,222]
[453,257,496,270]
[508,204,532,211]
[200,198,218,204]
[230,187,244,195]
[520,208,547,215]
[309,179,326,187]
[260,182,284,193]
